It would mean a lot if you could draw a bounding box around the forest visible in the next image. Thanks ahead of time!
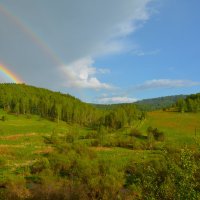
[0,83,144,129]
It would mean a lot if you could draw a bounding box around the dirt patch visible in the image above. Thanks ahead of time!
[0,146,10,154]
[34,146,54,154]
[0,144,25,148]
[90,147,112,151]
[0,133,36,140]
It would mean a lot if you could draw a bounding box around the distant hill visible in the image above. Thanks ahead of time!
[135,95,187,111]
[93,95,187,111]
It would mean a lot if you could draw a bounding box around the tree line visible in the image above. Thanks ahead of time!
[176,93,200,112]
[0,83,144,129]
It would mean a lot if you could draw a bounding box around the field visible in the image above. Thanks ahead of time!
[1,109,200,181]
[140,111,200,147]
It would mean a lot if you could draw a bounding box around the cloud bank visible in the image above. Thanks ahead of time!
[98,96,137,104]
[136,79,200,90]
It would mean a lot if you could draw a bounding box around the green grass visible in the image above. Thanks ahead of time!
[0,110,71,177]
[139,111,200,147]
[0,109,97,176]
[92,147,162,169]
[1,109,200,181]
[92,111,200,167]
[0,111,57,135]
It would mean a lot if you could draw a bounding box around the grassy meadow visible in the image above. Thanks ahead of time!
[1,109,200,173]
[0,108,200,199]
[140,111,200,147]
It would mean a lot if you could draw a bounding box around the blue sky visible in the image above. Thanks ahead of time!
[0,0,200,103]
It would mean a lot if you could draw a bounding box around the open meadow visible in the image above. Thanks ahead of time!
[1,109,200,176]
[0,108,200,199]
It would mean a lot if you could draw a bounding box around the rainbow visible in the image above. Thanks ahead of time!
[0,64,22,83]
[0,4,62,66]
[0,4,64,84]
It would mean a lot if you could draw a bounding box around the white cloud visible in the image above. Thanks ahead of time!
[98,68,110,74]
[132,49,160,56]
[136,79,200,90]
[61,57,113,90]
[98,96,138,104]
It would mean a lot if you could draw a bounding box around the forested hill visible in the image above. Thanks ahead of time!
[0,83,97,125]
[93,95,187,111]
[0,83,143,129]
[135,95,187,111]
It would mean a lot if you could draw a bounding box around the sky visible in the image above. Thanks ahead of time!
[0,0,200,104]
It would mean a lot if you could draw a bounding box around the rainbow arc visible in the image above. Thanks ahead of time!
[0,64,22,83]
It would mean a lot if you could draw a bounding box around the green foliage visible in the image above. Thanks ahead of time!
[0,157,6,168]
[176,98,187,112]
[147,126,165,141]
[175,93,200,113]
[30,158,50,174]
[1,115,7,121]
[125,148,200,200]
[129,128,142,137]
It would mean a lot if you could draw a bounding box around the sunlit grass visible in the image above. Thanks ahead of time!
[140,111,200,147]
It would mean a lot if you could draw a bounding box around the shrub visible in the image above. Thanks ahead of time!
[1,115,7,121]
[91,139,100,147]
[84,131,98,139]
[155,131,165,141]
[44,131,60,145]
[147,126,165,141]
[129,128,142,137]
[0,157,6,167]
[4,176,31,199]
[26,114,31,119]
[30,158,50,174]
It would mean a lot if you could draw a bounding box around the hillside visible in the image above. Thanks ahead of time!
[93,95,187,111]
[135,95,187,111]
[0,83,97,125]
[0,83,144,130]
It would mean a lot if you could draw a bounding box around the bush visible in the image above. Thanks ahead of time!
[129,128,142,137]
[155,131,165,141]
[1,115,7,121]
[3,176,31,199]
[44,131,60,145]
[84,131,98,139]
[91,139,100,147]
[147,126,165,141]
[26,114,31,119]
[30,158,50,174]
[0,157,6,167]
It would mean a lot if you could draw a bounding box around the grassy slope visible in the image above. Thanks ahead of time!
[140,111,200,147]
[0,109,84,179]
